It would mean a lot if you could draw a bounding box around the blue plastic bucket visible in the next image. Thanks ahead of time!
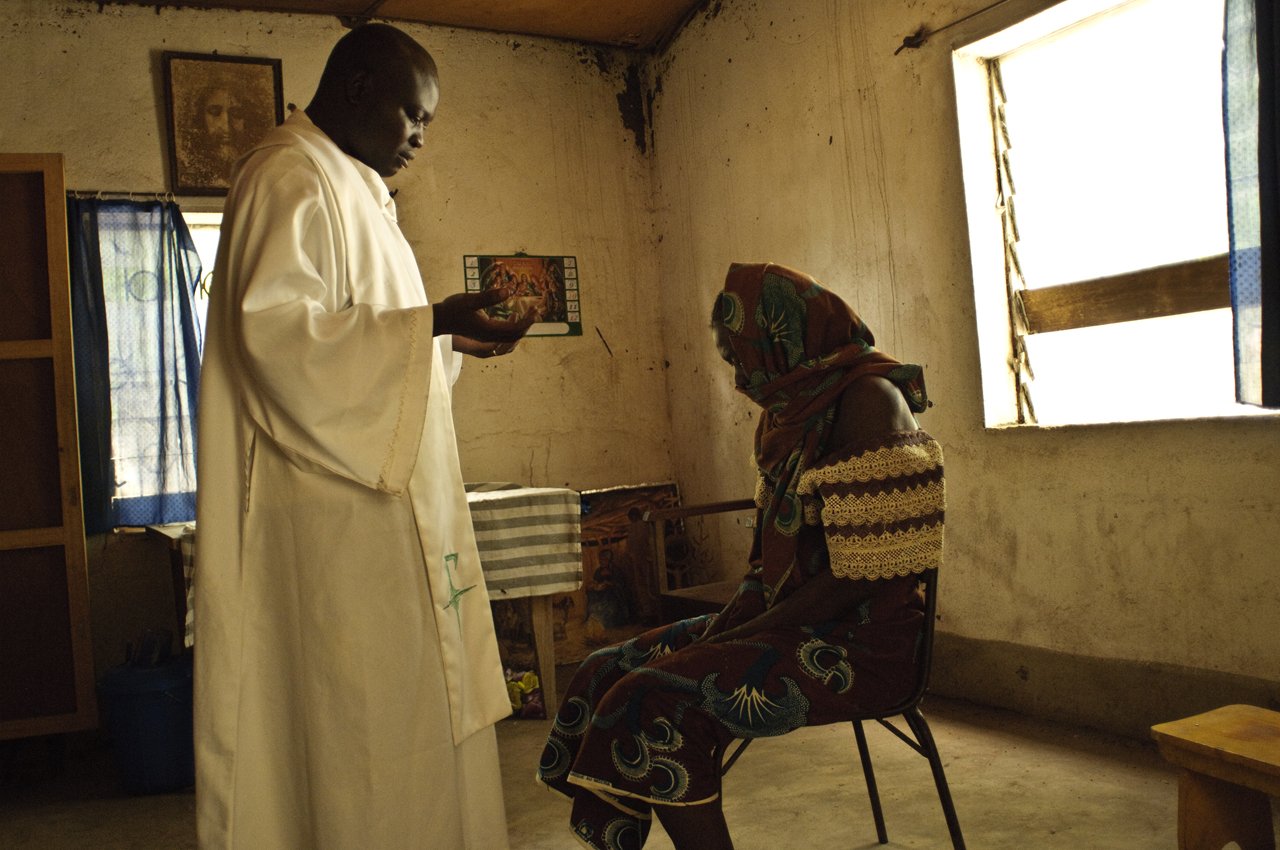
[98,656,194,794]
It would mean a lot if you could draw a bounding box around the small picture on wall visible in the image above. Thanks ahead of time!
[464,254,582,337]
[162,51,283,196]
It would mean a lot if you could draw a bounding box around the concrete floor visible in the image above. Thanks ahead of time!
[506,695,1184,850]
[2,686,1275,849]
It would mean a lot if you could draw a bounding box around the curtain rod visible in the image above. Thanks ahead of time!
[68,189,179,201]
[65,189,230,206]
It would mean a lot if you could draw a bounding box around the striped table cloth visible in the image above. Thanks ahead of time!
[176,487,582,647]
[466,486,582,598]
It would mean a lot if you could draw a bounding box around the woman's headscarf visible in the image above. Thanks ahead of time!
[713,262,928,606]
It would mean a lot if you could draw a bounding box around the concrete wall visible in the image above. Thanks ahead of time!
[648,0,1280,734]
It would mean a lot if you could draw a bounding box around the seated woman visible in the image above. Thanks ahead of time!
[538,262,944,850]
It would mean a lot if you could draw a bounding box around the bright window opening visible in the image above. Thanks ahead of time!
[953,0,1274,426]
[183,209,221,334]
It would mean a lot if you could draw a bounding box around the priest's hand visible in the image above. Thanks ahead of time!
[451,335,520,359]
[433,287,534,344]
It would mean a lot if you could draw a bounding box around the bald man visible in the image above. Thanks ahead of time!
[195,24,528,849]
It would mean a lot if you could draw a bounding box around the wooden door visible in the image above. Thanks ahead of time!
[0,153,97,740]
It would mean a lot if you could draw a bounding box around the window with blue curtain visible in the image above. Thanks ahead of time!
[67,198,204,533]
[1225,0,1279,407]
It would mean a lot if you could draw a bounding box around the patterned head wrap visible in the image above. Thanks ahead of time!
[713,262,928,602]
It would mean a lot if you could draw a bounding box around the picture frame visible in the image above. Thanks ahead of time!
[161,51,284,196]
[464,254,582,337]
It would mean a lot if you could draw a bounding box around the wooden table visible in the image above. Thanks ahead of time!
[1151,704,1280,850]
[144,523,196,649]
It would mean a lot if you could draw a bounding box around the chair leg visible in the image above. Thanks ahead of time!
[853,720,889,844]
[903,707,966,850]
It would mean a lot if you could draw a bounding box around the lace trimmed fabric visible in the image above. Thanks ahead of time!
[794,430,945,581]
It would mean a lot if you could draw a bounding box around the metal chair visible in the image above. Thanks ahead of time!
[720,568,966,849]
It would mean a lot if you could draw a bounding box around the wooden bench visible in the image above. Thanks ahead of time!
[1151,704,1280,850]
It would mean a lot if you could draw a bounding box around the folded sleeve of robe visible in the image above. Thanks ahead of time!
[222,146,434,495]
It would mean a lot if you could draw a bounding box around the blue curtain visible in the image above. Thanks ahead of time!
[1225,0,1279,407]
[67,198,204,531]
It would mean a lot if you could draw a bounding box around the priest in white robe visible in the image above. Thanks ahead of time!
[195,24,532,850]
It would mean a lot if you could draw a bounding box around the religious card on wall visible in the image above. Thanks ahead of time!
[464,254,581,337]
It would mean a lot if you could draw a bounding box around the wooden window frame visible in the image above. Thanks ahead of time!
[1016,254,1230,335]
